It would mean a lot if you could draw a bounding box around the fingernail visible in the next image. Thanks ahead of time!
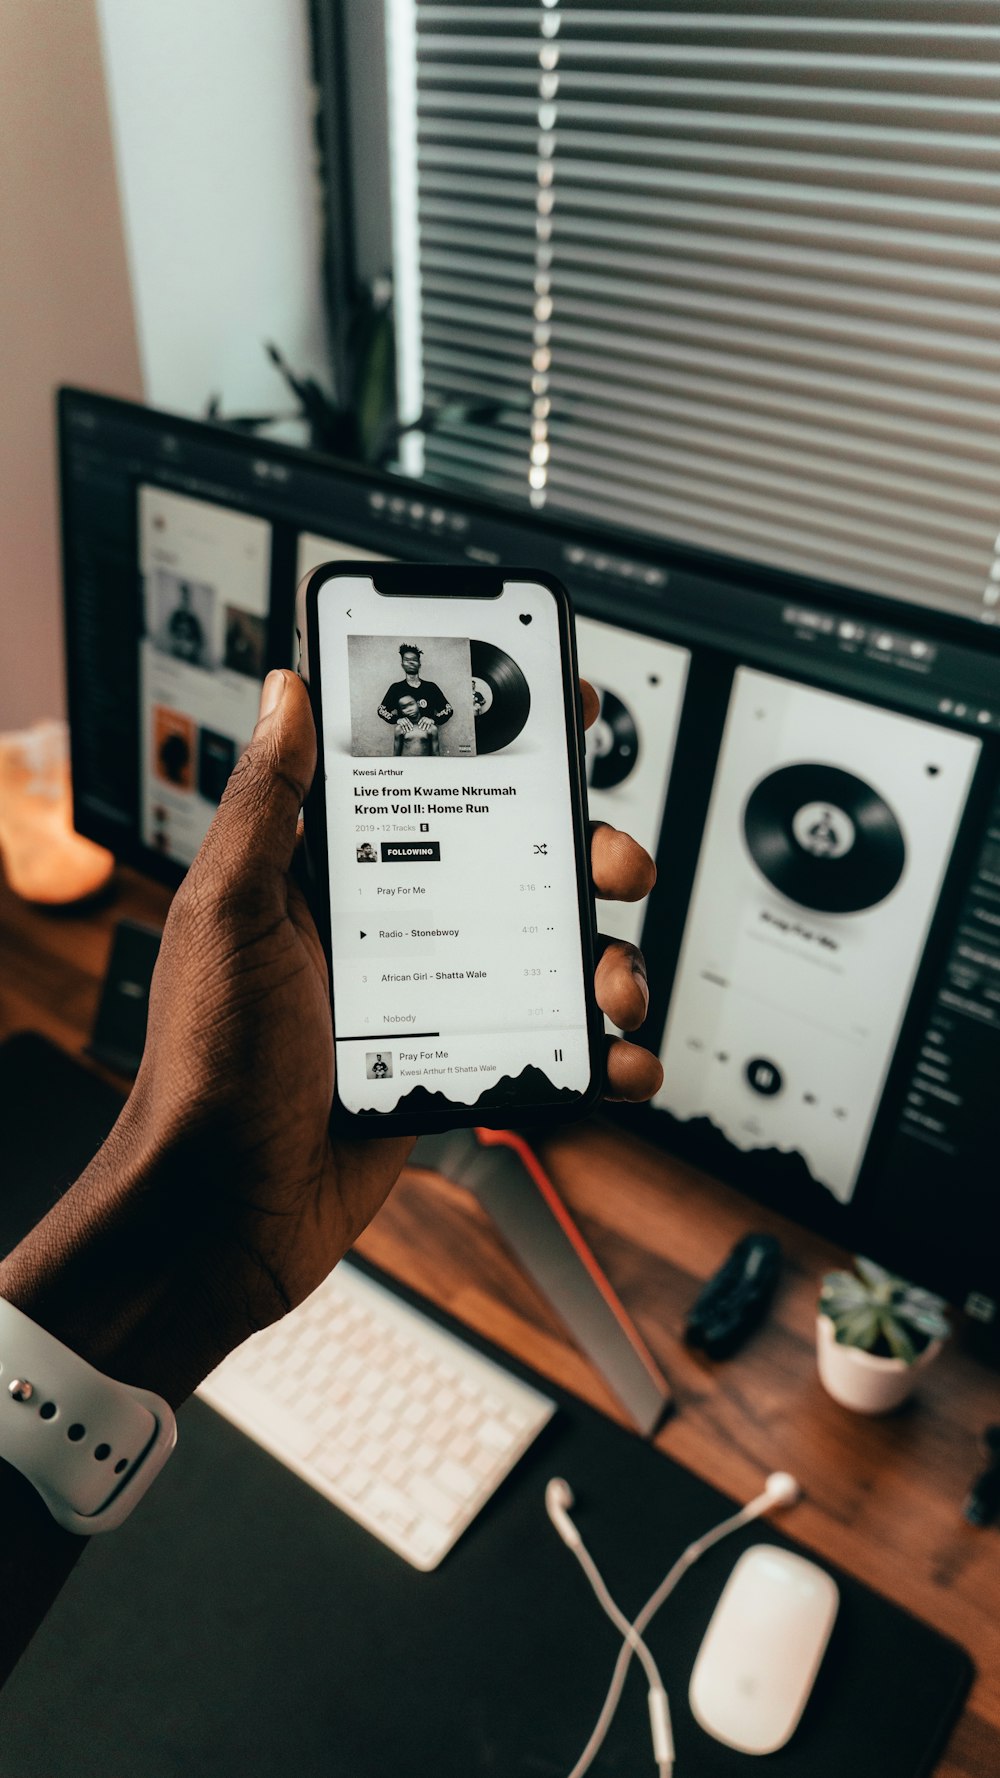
[631,956,649,1015]
[256,670,285,729]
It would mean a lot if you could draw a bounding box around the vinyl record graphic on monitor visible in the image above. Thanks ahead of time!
[470,641,530,752]
[586,688,640,790]
[743,763,906,914]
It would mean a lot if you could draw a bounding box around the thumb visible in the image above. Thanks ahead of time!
[194,669,317,883]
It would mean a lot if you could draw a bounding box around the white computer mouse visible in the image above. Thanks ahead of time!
[689,1543,839,1756]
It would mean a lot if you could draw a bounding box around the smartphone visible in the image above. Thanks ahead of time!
[297,561,604,1134]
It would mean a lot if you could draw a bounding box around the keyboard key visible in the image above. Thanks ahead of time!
[478,1417,514,1452]
[410,1472,463,1526]
[437,1458,477,1501]
[368,1482,415,1530]
[410,1519,444,1564]
[316,1449,348,1484]
[341,1465,371,1500]
[470,1445,499,1480]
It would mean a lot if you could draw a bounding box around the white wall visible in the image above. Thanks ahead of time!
[0,0,143,730]
[96,0,330,417]
[0,0,332,730]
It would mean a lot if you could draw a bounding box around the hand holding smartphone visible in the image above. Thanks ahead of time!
[298,561,656,1134]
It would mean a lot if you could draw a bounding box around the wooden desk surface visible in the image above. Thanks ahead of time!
[1,866,997,1777]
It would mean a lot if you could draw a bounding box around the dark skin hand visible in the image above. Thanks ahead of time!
[0,667,661,1683]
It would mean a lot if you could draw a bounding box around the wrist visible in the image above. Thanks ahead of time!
[0,1096,236,1410]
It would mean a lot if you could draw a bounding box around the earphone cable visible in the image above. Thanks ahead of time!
[564,1499,762,1778]
[565,1539,673,1778]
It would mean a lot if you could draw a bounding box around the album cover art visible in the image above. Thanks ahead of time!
[347,636,476,759]
[469,641,531,752]
[586,688,640,790]
[223,606,267,680]
[575,616,690,952]
[152,706,195,791]
[149,570,217,671]
[197,728,237,803]
[743,762,907,914]
[655,669,981,1203]
[345,635,529,759]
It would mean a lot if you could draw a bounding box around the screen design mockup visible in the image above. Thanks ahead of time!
[316,577,593,1117]
[138,485,271,867]
[575,615,690,951]
[656,668,981,1202]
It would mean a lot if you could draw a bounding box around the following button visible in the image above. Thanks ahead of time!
[380,841,441,863]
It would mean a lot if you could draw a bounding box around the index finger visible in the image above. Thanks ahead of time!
[580,679,600,729]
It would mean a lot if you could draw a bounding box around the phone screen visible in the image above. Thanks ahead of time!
[314,573,597,1119]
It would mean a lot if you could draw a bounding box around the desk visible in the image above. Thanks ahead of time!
[0,865,997,1777]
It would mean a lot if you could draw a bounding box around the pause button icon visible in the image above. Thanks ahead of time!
[554,1048,563,1062]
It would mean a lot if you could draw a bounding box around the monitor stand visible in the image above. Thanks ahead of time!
[411,1129,672,1436]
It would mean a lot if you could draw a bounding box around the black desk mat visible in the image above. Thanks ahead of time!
[0,1034,974,1778]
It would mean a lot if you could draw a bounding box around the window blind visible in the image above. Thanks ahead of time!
[386,0,1000,620]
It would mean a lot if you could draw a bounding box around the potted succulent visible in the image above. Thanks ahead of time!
[817,1257,950,1415]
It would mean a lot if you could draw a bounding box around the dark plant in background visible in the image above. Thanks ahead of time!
[206,275,527,468]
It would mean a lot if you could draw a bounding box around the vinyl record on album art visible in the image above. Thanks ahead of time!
[743,763,906,914]
[586,688,640,790]
[469,641,530,752]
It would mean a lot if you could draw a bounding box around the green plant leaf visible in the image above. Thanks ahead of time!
[880,1313,917,1364]
[833,1307,881,1349]
[821,1268,860,1293]
[855,1255,894,1291]
[897,1303,950,1342]
[821,1257,951,1357]
[820,1276,869,1315]
[904,1287,949,1315]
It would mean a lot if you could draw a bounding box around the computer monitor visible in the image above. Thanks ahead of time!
[59,387,1000,1319]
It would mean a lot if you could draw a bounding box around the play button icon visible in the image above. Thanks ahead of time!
[745,1057,783,1097]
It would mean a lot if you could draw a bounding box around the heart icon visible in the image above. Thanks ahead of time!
[926,764,940,776]
[519,613,532,624]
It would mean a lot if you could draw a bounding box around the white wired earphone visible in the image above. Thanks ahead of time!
[545,1469,802,1778]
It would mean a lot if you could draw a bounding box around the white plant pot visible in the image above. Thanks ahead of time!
[816,1314,942,1416]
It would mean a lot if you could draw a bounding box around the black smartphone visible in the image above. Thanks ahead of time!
[297,560,604,1134]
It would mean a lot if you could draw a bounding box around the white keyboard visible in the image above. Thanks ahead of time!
[197,1260,555,1571]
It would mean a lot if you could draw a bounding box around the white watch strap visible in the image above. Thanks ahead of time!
[0,1297,176,1533]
